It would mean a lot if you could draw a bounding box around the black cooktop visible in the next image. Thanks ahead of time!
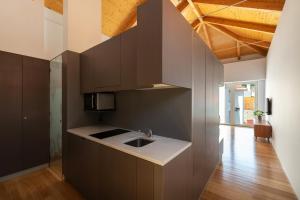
[90,129,130,139]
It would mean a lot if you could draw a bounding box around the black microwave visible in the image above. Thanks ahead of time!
[84,93,116,111]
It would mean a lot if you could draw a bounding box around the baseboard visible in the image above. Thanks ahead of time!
[0,164,49,182]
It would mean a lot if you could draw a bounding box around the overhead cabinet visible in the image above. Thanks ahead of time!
[80,0,195,92]
[81,35,121,93]
[0,51,49,177]
[137,0,193,89]
[81,28,138,93]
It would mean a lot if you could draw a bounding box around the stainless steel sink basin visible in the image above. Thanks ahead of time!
[124,138,154,147]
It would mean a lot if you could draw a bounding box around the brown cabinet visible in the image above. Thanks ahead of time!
[0,51,49,177]
[0,52,23,177]
[65,133,136,200]
[137,0,193,88]
[80,36,121,93]
[94,36,121,91]
[81,29,139,93]
[22,56,50,169]
[65,133,191,200]
[191,33,207,198]
[65,133,100,200]
[121,28,138,90]
[111,150,137,200]
[205,49,221,177]
[254,121,272,142]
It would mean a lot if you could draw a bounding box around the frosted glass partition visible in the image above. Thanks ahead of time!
[49,55,62,178]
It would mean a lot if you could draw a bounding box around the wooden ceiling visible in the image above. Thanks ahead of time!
[44,0,63,14]
[102,0,285,61]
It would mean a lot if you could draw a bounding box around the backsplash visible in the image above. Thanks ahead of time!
[102,88,192,141]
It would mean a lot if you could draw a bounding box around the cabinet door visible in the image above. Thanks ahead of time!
[22,56,50,169]
[121,28,137,90]
[137,159,154,200]
[81,36,121,93]
[205,50,220,177]
[80,50,95,93]
[65,133,100,200]
[94,36,121,89]
[0,51,23,177]
[191,33,206,197]
[111,149,137,200]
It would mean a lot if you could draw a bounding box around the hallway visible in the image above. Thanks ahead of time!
[201,126,297,200]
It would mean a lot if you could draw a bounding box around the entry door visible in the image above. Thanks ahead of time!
[233,91,244,125]
[223,82,258,126]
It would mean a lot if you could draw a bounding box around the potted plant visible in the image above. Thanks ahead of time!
[254,110,265,122]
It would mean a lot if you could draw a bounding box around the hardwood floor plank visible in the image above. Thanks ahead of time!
[0,125,297,200]
[0,169,83,200]
[201,126,298,200]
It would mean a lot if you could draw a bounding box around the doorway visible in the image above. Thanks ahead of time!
[219,80,265,127]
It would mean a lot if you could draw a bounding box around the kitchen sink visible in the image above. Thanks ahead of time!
[124,138,154,147]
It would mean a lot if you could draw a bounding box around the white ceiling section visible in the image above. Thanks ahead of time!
[224,58,266,82]
[63,0,110,53]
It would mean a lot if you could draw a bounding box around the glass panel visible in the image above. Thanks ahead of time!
[49,55,62,178]
[234,90,244,125]
[219,86,226,124]
[221,81,259,126]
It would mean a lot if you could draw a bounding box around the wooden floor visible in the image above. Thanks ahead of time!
[0,169,83,200]
[201,125,298,200]
[0,126,297,200]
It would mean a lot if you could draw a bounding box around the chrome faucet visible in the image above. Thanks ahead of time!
[138,128,152,138]
[144,128,153,138]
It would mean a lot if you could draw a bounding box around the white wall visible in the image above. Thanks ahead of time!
[224,58,266,82]
[63,0,109,53]
[0,0,107,59]
[44,8,64,60]
[266,0,300,197]
[0,0,64,60]
[0,0,45,59]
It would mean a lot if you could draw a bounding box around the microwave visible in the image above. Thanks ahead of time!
[84,93,116,111]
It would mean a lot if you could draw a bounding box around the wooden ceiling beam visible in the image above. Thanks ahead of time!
[193,0,284,11]
[239,37,270,49]
[207,24,268,56]
[237,42,241,60]
[176,0,189,12]
[190,20,270,48]
[204,16,276,33]
[191,19,200,28]
[187,0,212,49]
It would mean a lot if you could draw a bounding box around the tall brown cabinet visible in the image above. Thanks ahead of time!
[0,51,49,177]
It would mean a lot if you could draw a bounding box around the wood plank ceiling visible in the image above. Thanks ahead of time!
[44,0,63,14]
[102,0,285,61]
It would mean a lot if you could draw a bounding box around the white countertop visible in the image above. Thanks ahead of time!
[67,125,191,166]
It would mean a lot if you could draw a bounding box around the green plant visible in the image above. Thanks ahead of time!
[254,110,265,117]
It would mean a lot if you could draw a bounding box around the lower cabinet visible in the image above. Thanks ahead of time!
[65,133,191,200]
[65,133,99,200]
